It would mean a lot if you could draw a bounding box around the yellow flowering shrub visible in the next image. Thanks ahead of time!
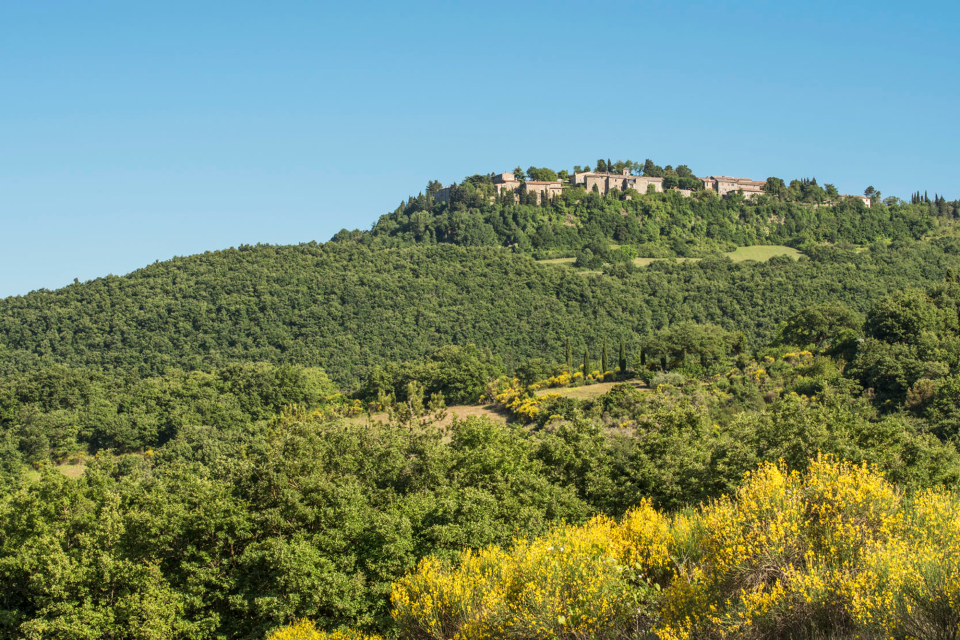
[388,456,960,640]
[392,515,660,639]
[485,377,561,422]
[266,619,382,640]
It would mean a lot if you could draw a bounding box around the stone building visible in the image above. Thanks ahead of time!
[434,186,452,204]
[573,169,664,196]
[840,194,872,206]
[492,172,522,196]
[523,180,563,205]
[700,176,767,199]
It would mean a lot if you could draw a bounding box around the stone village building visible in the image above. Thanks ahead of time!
[434,172,562,205]
[434,169,871,206]
[573,169,664,195]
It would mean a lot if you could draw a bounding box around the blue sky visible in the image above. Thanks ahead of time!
[2,0,958,297]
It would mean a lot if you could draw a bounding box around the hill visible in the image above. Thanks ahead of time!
[3,239,960,384]
[339,168,951,261]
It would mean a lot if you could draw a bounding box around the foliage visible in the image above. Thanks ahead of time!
[0,415,590,637]
[388,457,960,640]
[358,345,502,405]
[780,301,863,349]
[267,619,382,640]
[3,242,960,390]
[0,362,337,464]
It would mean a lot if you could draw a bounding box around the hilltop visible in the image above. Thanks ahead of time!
[1,159,959,385]
[335,160,954,263]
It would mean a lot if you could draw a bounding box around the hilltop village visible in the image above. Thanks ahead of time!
[435,169,872,206]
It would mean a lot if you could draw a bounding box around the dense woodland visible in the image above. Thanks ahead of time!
[2,163,960,638]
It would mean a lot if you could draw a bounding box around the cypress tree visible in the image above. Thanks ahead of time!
[566,337,572,373]
[619,339,627,374]
[601,338,608,375]
[583,348,590,377]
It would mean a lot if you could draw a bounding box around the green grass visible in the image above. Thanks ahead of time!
[22,461,87,482]
[535,379,647,400]
[631,245,802,267]
[537,245,803,271]
[632,256,696,266]
[724,245,803,261]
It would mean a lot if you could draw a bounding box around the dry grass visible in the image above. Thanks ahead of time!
[57,463,86,478]
[724,245,803,261]
[631,245,801,267]
[535,379,647,400]
[539,246,802,271]
[346,404,511,429]
[23,461,87,482]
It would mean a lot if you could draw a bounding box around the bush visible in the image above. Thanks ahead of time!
[388,456,960,640]
[267,620,382,640]
[650,372,686,388]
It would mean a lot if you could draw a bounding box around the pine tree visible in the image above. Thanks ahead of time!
[619,339,627,374]
[583,348,590,377]
[601,338,608,376]
[566,337,572,373]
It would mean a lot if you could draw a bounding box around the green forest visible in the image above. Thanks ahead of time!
[2,162,960,639]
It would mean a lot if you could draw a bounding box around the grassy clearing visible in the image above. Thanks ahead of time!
[538,245,802,270]
[724,245,803,261]
[535,379,647,400]
[631,245,801,267]
[632,256,695,267]
[23,461,87,482]
[346,404,511,429]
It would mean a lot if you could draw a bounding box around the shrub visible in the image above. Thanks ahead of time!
[388,456,960,640]
[650,372,686,388]
[267,620,382,640]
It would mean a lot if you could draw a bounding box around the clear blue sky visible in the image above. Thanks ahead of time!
[2,0,958,297]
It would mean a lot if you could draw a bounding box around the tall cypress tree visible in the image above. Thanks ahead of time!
[583,348,590,377]
[601,338,608,375]
[566,337,572,373]
[619,339,627,374]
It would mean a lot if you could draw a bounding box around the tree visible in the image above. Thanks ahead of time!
[663,176,679,190]
[513,166,524,178]
[781,302,863,349]
[676,165,694,178]
[642,159,663,177]
[427,180,443,194]
[619,339,627,375]
[865,289,947,344]
[596,159,608,174]
[825,183,839,198]
[582,348,590,377]
[527,167,558,182]
[601,338,608,375]
[764,177,786,198]
[643,323,739,370]
[566,337,573,373]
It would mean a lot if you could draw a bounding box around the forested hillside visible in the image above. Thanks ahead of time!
[3,162,960,639]
[3,240,960,384]
[340,165,954,259]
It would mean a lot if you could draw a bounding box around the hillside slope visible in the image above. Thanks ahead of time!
[3,240,959,384]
